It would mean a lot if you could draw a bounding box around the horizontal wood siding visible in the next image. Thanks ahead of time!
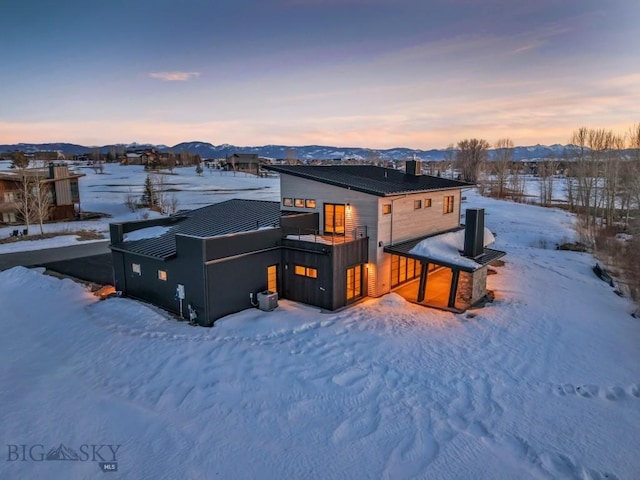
[375,190,461,295]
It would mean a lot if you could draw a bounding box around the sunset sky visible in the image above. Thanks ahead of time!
[1,0,638,149]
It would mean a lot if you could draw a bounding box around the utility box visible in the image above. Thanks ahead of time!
[257,291,278,311]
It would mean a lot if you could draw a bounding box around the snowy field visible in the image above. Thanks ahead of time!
[1,180,638,479]
[0,160,280,250]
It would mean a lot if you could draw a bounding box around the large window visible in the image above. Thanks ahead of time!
[346,265,363,301]
[324,203,345,235]
[390,255,422,288]
[443,195,454,214]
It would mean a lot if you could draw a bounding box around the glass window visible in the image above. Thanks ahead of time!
[294,198,304,208]
[414,199,422,210]
[295,265,317,278]
[132,263,141,274]
[158,270,167,281]
[382,204,392,215]
[305,199,316,208]
[283,197,293,207]
[424,198,432,207]
[444,195,454,214]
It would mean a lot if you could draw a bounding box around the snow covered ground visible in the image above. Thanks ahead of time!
[1,186,638,479]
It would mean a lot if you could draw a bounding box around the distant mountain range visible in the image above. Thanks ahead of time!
[0,141,583,162]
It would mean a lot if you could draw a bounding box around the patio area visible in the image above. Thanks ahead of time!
[393,267,453,309]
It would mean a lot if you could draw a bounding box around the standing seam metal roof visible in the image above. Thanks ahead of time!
[264,165,471,196]
[112,199,283,259]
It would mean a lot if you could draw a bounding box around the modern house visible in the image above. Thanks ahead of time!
[109,162,504,326]
[0,163,84,225]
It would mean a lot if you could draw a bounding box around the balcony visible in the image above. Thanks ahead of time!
[282,225,368,245]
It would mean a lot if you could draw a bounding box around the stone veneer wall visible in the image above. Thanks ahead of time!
[455,267,488,309]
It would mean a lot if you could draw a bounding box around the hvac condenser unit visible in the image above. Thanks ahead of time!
[257,291,278,311]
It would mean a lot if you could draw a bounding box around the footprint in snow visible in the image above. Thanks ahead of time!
[331,369,367,387]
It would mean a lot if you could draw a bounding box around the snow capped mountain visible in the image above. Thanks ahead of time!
[0,141,600,161]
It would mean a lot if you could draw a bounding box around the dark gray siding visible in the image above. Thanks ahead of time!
[204,228,282,261]
[205,249,282,323]
[118,235,206,322]
[280,237,368,310]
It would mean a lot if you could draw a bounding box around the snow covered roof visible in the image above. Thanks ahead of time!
[384,227,504,271]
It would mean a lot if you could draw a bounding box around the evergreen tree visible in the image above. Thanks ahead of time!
[140,175,157,208]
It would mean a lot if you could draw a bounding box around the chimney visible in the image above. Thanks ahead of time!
[405,159,421,176]
[463,208,485,258]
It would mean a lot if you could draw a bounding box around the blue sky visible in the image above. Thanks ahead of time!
[1,0,638,148]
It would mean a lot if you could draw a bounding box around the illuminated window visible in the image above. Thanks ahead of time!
[346,265,362,301]
[424,198,432,207]
[305,199,316,208]
[158,270,167,281]
[444,195,454,214]
[132,263,141,274]
[295,265,318,278]
[324,204,345,235]
[294,198,304,208]
[382,204,392,215]
[267,265,277,292]
[283,197,293,207]
[414,199,422,210]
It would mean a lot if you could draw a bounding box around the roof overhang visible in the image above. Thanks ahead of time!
[383,231,506,272]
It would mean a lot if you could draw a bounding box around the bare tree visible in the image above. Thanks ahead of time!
[492,138,514,197]
[443,144,456,179]
[538,157,558,206]
[124,188,139,212]
[32,181,52,235]
[455,138,489,184]
[11,152,36,233]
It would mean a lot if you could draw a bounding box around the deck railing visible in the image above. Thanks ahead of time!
[283,225,368,245]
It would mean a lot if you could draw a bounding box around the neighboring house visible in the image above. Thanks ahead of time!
[109,161,505,326]
[0,163,84,225]
[223,153,270,175]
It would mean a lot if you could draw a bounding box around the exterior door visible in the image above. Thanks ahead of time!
[346,265,362,302]
[324,203,345,235]
[267,265,278,293]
